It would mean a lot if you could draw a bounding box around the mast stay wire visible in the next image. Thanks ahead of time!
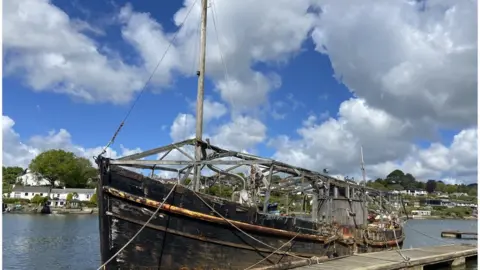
[210,0,236,112]
[97,0,199,157]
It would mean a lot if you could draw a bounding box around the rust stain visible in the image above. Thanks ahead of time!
[105,186,327,242]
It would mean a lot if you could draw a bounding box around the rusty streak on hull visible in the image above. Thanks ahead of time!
[106,210,323,258]
[104,186,330,243]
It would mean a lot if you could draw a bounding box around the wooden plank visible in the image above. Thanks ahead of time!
[292,244,477,270]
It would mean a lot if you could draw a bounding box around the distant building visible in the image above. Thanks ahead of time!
[7,186,96,207]
[15,169,61,187]
[451,192,469,197]
[420,198,451,206]
[398,189,427,197]
[411,210,431,216]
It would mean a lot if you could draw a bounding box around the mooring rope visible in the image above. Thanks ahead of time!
[392,227,410,261]
[96,184,178,270]
[243,231,301,270]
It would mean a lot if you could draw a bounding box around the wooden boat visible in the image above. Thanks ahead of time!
[96,1,404,269]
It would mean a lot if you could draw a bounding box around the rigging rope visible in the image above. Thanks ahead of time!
[191,190,305,259]
[96,184,178,270]
[97,0,199,157]
[403,221,455,246]
[210,0,236,111]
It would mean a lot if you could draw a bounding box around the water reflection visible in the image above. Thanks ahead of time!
[2,215,477,270]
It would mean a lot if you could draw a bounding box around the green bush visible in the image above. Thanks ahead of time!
[2,198,30,204]
[89,193,97,204]
[31,195,49,205]
[83,201,97,208]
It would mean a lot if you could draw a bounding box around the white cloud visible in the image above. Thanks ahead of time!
[211,116,267,151]
[118,0,315,110]
[2,115,141,168]
[3,0,145,104]
[367,128,477,183]
[4,0,317,110]
[169,111,266,153]
[188,98,227,123]
[311,0,477,129]
[3,0,476,186]
[271,98,477,183]
[170,113,196,141]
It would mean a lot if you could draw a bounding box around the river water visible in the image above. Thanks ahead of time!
[2,214,478,269]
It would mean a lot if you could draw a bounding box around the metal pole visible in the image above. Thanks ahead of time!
[360,146,367,225]
[194,0,208,192]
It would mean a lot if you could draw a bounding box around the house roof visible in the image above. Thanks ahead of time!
[12,186,51,193]
[51,188,96,194]
[11,186,95,194]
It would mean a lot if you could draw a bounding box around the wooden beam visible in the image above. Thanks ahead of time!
[110,159,273,166]
[117,139,195,160]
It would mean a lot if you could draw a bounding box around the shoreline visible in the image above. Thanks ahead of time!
[3,206,98,215]
[410,215,477,221]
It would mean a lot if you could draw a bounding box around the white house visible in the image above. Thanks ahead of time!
[7,185,96,207]
[15,169,61,186]
[411,210,431,217]
[398,189,427,197]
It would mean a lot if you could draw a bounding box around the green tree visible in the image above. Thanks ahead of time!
[3,166,25,193]
[29,150,96,189]
[2,166,24,185]
[425,180,437,193]
[445,184,457,194]
[69,157,97,188]
[386,169,405,185]
[436,181,446,193]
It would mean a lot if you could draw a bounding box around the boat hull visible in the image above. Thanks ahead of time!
[97,159,404,269]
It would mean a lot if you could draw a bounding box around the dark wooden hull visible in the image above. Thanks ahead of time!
[97,158,404,269]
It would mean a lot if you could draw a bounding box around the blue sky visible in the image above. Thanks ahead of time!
[3,0,477,183]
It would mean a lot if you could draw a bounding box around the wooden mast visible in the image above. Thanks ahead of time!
[194,0,208,192]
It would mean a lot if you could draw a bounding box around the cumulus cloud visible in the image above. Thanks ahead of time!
[3,0,145,104]
[2,115,141,168]
[271,99,477,183]
[3,0,477,185]
[311,0,477,129]
[112,0,315,110]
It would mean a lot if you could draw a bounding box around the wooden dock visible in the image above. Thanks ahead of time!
[284,244,477,270]
[441,230,477,240]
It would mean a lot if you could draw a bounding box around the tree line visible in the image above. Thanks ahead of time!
[365,169,477,196]
[2,149,98,190]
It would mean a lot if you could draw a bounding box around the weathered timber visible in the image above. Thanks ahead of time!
[97,161,405,269]
[286,244,477,270]
[117,139,195,160]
